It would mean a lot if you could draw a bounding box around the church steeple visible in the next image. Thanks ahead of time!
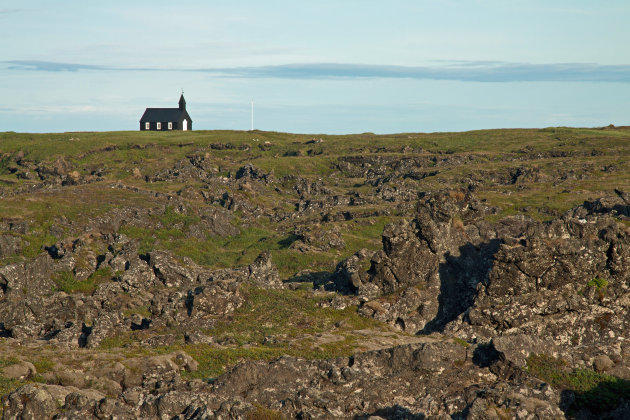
[178,93,186,111]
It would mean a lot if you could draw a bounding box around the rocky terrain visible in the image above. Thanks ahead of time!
[0,127,630,419]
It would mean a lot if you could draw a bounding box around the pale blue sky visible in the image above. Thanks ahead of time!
[1,1,629,133]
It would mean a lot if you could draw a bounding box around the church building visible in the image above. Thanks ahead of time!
[140,94,193,131]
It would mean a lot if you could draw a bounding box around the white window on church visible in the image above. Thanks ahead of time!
[156,122,161,130]
[168,122,172,130]
[145,122,150,130]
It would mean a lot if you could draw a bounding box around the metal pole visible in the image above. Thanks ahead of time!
[251,101,254,131]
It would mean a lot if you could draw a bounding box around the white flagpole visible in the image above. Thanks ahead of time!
[251,100,254,131]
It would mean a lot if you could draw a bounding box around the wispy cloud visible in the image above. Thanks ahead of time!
[0,8,27,19]
[0,104,102,114]
[207,62,630,83]
[5,61,112,72]
[0,8,25,14]
[4,60,630,83]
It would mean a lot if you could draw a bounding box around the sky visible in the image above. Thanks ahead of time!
[1,0,629,133]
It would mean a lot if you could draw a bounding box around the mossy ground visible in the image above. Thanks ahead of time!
[98,285,386,378]
[2,127,630,403]
[4,127,630,272]
[527,353,630,413]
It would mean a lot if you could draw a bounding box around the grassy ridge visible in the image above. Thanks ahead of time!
[3,127,630,276]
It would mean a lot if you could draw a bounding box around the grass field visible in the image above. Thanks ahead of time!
[3,127,630,275]
[2,126,630,410]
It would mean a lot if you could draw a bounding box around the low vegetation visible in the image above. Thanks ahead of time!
[587,277,608,289]
[527,353,630,412]
[52,267,113,294]
[2,127,630,416]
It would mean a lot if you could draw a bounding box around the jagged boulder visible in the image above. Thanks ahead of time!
[331,248,375,294]
[0,254,55,299]
[190,207,239,238]
[333,190,511,333]
[3,384,109,420]
[246,251,281,289]
[35,157,73,183]
[459,208,630,375]
[186,281,244,322]
[147,250,204,288]
[235,163,274,183]
[338,189,630,356]
[367,219,439,296]
[0,234,25,258]
[0,234,280,346]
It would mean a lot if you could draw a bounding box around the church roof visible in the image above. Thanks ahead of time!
[140,94,191,123]
[140,108,188,123]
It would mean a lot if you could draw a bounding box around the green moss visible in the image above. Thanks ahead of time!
[99,334,137,350]
[0,358,19,368]
[51,271,77,293]
[52,266,112,294]
[20,232,57,259]
[182,346,288,379]
[0,155,14,176]
[98,285,382,372]
[181,335,362,381]
[159,205,200,229]
[120,221,349,278]
[587,277,608,289]
[453,337,470,348]
[0,358,28,408]
[122,305,152,318]
[117,226,157,254]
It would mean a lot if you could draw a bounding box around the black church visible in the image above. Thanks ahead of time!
[140,94,193,131]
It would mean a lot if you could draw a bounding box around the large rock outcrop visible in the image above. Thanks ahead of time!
[0,235,281,348]
[332,190,525,334]
[334,190,630,380]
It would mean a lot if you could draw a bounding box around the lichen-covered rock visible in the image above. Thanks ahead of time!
[0,254,55,299]
[459,207,630,372]
[246,251,281,289]
[3,384,72,420]
[186,280,244,320]
[332,190,514,333]
[0,231,285,350]
[331,248,374,294]
[235,163,274,184]
[0,235,24,259]
[2,361,37,381]
[147,250,202,288]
